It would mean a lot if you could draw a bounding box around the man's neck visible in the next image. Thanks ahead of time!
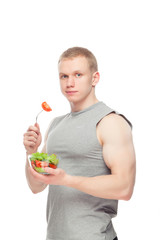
[70,97,99,113]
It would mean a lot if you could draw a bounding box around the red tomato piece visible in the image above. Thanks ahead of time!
[42,102,52,112]
[49,163,57,169]
[35,160,41,168]
[35,160,49,168]
[31,160,35,168]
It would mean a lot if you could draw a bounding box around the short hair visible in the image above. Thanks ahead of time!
[58,47,98,73]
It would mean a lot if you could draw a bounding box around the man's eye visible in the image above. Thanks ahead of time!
[61,75,68,79]
[76,73,81,77]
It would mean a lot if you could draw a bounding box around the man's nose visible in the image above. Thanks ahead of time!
[66,76,75,87]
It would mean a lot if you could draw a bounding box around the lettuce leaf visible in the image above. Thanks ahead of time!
[34,166,46,173]
[48,154,59,165]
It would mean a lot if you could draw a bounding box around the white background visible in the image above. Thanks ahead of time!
[0,0,160,239]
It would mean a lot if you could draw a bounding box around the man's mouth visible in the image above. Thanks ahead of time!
[66,91,78,94]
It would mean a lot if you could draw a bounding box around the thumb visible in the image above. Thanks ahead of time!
[34,122,40,131]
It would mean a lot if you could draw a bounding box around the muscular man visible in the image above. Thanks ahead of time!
[24,47,136,240]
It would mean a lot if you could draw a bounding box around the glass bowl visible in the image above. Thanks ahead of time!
[28,152,59,175]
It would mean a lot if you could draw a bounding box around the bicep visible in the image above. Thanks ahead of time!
[103,136,136,178]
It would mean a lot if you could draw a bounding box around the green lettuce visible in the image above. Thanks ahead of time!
[34,166,46,173]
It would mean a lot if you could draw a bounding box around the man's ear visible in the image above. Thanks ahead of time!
[92,71,100,87]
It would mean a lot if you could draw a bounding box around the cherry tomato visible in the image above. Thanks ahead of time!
[35,160,41,167]
[49,163,57,169]
[42,102,52,112]
[31,160,35,168]
[35,160,49,168]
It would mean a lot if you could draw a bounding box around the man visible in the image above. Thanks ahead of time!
[23,47,136,240]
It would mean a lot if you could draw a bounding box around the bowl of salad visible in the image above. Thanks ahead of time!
[29,152,59,174]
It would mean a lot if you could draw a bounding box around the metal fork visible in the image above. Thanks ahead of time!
[36,109,44,123]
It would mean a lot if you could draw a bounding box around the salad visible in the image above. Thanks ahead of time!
[30,152,59,174]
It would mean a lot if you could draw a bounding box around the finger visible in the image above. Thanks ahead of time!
[24,131,39,138]
[23,139,36,147]
[34,122,40,130]
[27,125,40,134]
[44,167,57,175]
[24,136,37,143]
[44,167,63,176]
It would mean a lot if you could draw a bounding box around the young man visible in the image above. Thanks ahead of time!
[23,47,136,240]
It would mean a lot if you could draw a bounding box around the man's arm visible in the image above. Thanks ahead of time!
[25,160,47,194]
[24,123,50,194]
[25,144,48,194]
[29,113,136,200]
[67,113,136,200]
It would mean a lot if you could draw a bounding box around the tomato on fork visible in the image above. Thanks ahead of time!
[42,102,52,112]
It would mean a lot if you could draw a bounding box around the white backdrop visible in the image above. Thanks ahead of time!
[0,0,160,239]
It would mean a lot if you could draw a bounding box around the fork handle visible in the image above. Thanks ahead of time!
[36,109,44,123]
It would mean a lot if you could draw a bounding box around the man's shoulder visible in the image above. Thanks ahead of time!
[99,112,132,129]
[97,112,133,145]
[98,101,132,128]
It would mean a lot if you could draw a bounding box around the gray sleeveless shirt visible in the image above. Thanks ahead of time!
[46,102,131,240]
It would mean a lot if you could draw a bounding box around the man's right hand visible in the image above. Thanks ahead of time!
[23,123,42,154]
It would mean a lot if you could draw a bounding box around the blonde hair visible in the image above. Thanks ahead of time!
[58,47,98,73]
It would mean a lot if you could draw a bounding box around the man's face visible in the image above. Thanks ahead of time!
[58,56,95,104]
